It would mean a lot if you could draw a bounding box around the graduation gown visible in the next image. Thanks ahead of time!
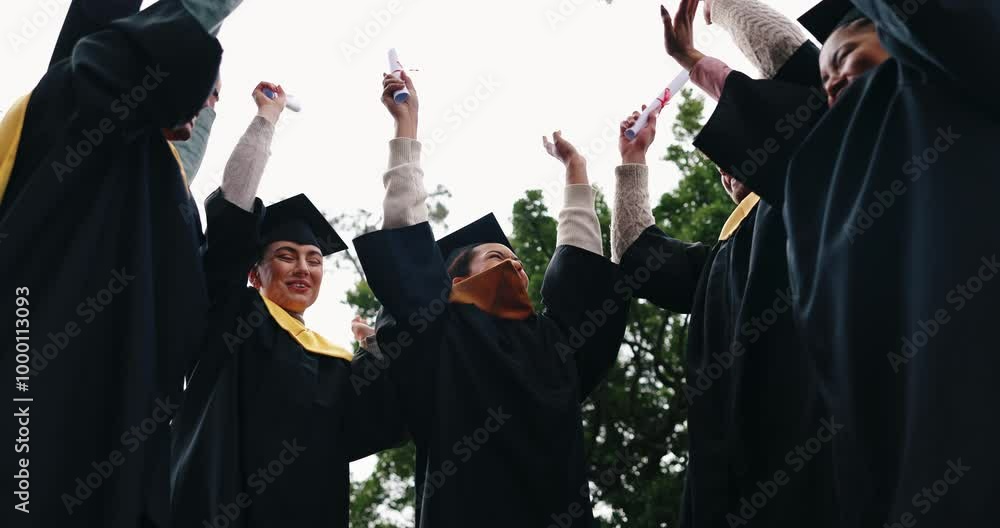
[353,222,629,528]
[170,193,406,528]
[623,43,836,527]
[0,2,221,527]
[775,2,1000,525]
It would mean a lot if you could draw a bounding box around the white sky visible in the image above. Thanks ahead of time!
[3,0,811,481]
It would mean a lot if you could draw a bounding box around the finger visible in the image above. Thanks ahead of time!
[661,4,674,36]
[400,70,416,93]
[632,111,641,119]
[685,0,699,24]
[553,130,563,143]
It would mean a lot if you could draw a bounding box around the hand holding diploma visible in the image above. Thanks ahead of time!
[382,70,419,139]
[387,48,410,103]
[620,106,657,166]
[252,81,287,125]
[625,70,689,141]
[263,87,302,112]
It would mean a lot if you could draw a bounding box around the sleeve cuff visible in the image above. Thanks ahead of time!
[689,56,733,101]
[615,164,649,181]
[564,184,595,209]
[388,138,422,168]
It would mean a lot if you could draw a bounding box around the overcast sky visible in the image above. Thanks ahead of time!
[3,0,812,482]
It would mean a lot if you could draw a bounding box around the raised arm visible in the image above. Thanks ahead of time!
[68,0,229,131]
[355,71,449,333]
[50,0,142,67]
[380,71,428,229]
[612,107,710,314]
[542,131,603,256]
[706,0,811,80]
[202,82,286,301]
[172,77,221,184]
[663,0,818,101]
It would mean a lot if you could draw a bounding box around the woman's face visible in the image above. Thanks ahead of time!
[819,20,891,106]
[251,241,324,315]
[454,243,529,290]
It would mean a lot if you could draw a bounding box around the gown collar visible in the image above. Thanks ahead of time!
[258,290,354,361]
[719,192,761,241]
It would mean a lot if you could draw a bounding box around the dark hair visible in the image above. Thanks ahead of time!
[446,244,480,279]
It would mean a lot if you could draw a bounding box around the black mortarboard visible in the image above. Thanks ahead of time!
[799,0,867,43]
[437,213,512,267]
[259,194,347,256]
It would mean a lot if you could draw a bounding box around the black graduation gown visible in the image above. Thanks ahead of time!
[171,193,407,528]
[0,2,221,527]
[353,222,629,528]
[776,2,1000,526]
[623,44,837,527]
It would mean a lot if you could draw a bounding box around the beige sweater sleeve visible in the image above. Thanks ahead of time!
[381,138,429,229]
[220,115,274,211]
[611,164,655,264]
[711,0,808,79]
[557,184,604,256]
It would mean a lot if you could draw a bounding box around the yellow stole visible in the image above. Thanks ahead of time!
[718,192,761,241]
[0,94,31,206]
[449,259,535,320]
[258,291,354,362]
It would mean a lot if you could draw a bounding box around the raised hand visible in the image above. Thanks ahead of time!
[382,71,419,139]
[662,0,705,70]
[619,107,656,165]
[251,81,286,125]
[543,131,588,185]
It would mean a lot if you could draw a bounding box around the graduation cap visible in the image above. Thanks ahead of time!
[437,213,512,267]
[260,194,347,256]
[799,0,867,43]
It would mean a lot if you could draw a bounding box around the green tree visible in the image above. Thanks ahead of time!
[345,91,733,527]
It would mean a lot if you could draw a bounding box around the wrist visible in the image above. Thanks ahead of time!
[671,49,706,71]
[621,152,647,165]
[257,107,281,125]
[395,118,418,139]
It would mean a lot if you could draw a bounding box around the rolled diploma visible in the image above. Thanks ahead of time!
[387,48,410,104]
[262,88,302,112]
[625,70,690,140]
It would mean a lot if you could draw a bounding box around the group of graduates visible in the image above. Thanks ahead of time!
[0,0,996,527]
